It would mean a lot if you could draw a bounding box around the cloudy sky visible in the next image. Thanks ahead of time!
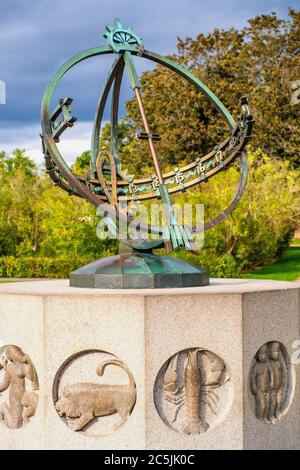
[0,0,297,166]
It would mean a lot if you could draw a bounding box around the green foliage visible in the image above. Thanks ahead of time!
[0,256,94,278]
[122,10,300,170]
[99,120,137,175]
[71,150,91,175]
[1,11,300,279]
[173,149,300,277]
[0,150,117,266]
[0,150,40,256]
[0,149,37,177]
[0,146,299,279]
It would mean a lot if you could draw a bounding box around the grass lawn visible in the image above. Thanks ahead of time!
[243,246,300,281]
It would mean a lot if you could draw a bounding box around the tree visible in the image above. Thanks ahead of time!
[121,9,300,172]
[0,149,37,177]
[0,150,39,256]
[74,12,300,176]
[71,150,91,175]
[0,149,116,259]
[1,11,300,278]
[174,149,300,276]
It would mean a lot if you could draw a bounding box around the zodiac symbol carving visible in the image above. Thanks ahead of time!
[54,351,136,434]
[0,345,39,429]
[154,348,231,434]
[250,341,291,423]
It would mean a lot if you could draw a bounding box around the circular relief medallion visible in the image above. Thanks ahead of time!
[53,349,136,436]
[154,347,233,434]
[0,344,39,429]
[249,341,293,423]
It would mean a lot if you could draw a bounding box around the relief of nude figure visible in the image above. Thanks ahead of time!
[0,345,39,429]
[250,341,289,423]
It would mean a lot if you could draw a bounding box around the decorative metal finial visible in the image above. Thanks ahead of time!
[104,18,144,55]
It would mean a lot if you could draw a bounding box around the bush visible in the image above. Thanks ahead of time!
[1,149,299,279]
[174,149,300,277]
[0,256,95,278]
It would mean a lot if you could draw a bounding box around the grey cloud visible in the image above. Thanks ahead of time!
[0,0,297,134]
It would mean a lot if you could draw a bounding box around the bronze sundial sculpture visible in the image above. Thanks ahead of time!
[41,19,254,288]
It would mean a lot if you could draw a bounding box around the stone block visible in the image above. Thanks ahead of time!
[0,279,299,449]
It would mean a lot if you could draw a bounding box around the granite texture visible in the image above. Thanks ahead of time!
[243,289,300,449]
[0,279,299,450]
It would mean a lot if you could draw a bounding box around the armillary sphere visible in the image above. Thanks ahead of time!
[41,19,254,289]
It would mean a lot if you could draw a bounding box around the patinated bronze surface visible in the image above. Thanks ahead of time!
[41,19,254,288]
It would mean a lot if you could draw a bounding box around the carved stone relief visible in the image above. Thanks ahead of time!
[249,341,292,423]
[154,348,232,434]
[53,350,136,436]
[0,344,39,429]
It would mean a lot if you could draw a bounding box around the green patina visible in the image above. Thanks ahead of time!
[40,19,254,288]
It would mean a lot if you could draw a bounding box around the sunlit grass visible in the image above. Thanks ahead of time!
[243,247,300,281]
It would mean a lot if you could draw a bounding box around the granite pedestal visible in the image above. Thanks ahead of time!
[0,279,299,449]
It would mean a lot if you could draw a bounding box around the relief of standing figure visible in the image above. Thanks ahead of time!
[0,345,39,429]
[268,342,287,422]
[250,341,288,423]
[250,344,270,421]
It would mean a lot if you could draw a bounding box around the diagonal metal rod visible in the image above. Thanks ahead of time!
[134,87,164,185]
[134,86,177,252]
[124,51,194,252]
[111,57,125,174]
